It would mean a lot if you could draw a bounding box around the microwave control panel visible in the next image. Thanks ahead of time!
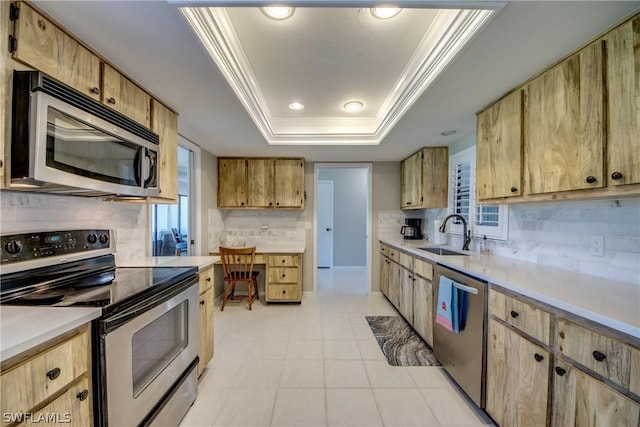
[1,229,111,264]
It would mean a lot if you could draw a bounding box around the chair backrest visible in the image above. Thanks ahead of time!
[220,247,256,281]
[171,228,183,243]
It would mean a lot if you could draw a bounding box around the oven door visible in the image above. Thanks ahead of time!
[99,278,198,427]
[27,91,159,197]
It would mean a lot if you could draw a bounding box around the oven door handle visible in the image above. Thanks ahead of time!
[100,276,198,333]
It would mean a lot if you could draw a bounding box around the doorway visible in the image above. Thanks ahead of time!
[314,164,372,293]
[151,145,194,256]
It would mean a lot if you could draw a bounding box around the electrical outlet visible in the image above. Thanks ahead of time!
[590,235,604,257]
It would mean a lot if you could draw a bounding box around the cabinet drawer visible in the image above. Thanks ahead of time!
[199,266,214,294]
[268,267,299,284]
[268,255,299,267]
[388,247,400,263]
[1,331,89,417]
[489,290,551,345]
[399,252,413,270]
[267,284,299,301]
[18,377,92,427]
[413,258,433,280]
[557,319,639,394]
[380,244,389,257]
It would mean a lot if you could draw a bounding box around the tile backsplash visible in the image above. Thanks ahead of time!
[411,198,639,285]
[208,209,306,251]
[0,191,149,263]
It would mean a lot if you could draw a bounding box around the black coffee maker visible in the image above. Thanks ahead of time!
[401,218,423,240]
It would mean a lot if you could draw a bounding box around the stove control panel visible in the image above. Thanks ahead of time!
[1,230,111,264]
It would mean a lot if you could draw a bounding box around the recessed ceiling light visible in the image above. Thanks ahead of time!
[370,7,401,20]
[441,130,456,136]
[288,102,304,111]
[261,6,295,20]
[343,101,364,112]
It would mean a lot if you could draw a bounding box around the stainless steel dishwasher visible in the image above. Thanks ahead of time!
[433,264,488,408]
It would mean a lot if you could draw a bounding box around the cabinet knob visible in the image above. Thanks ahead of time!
[510,187,518,193]
[406,202,412,205]
[534,353,544,363]
[592,350,607,362]
[510,310,519,318]
[277,202,280,206]
[282,274,286,278]
[77,389,89,401]
[269,202,273,206]
[241,202,245,206]
[200,300,205,305]
[90,87,100,95]
[206,277,211,282]
[282,259,286,263]
[46,367,61,380]
[611,172,623,180]
[282,290,286,294]
[555,367,566,376]
[107,97,116,105]
[585,176,597,184]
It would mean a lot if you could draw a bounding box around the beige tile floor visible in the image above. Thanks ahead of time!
[180,267,495,427]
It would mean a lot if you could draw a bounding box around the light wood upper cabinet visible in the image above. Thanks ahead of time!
[218,158,247,208]
[551,359,640,427]
[150,100,178,203]
[401,151,422,208]
[486,319,550,427]
[274,159,304,208]
[401,147,448,210]
[605,15,640,187]
[218,158,304,209]
[12,2,101,101]
[1,1,11,188]
[247,159,275,207]
[476,90,524,200]
[101,63,150,127]
[525,40,606,194]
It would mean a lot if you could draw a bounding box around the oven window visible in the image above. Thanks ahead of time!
[131,300,189,397]
[46,107,139,186]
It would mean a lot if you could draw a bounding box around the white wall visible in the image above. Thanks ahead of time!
[318,167,368,266]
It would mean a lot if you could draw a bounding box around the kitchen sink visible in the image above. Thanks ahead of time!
[418,247,468,256]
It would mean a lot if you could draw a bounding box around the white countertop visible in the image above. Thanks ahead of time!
[209,244,306,254]
[0,307,102,362]
[117,256,219,270]
[381,239,640,339]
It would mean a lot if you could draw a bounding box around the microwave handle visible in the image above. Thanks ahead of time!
[133,147,143,187]
[143,148,157,189]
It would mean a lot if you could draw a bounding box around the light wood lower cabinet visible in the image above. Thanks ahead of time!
[379,255,390,298]
[412,275,433,347]
[0,325,92,427]
[198,266,214,376]
[265,254,302,302]
[387,261,400,309]
[551,359,640,427]
[18,378,92,427]
[398,267,414,324]
[486,319,551,427]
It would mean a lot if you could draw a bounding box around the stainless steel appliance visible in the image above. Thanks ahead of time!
[433,264,487,408]
[400,218,423,240]
[10,71,160,198]
[0,230,199,427]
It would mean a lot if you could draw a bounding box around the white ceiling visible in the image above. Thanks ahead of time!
[33,1,640,161]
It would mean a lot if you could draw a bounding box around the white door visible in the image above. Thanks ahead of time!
[317,180,333,268]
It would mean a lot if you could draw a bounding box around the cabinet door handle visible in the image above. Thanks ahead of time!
[510,187,518,193]
[510,310,519,318]
[555,367,566,376]
[46,367,61,380]
[90,87,100,95]
[585,176,597,184]
[107,97,116,105]
[406,202,412,205]
[534,353,544,363]
[206,277,211,282]
[77,390,89,401]
[611,172,623,180]
[592,350,607,362]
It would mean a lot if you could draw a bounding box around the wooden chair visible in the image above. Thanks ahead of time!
[219,246,260,311]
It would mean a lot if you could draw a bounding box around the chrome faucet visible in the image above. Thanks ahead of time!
[439,214,472,251]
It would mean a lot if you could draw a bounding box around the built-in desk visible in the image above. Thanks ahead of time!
[209,250,304,303]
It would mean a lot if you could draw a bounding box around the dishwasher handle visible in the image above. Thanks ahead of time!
[451,281,478,295]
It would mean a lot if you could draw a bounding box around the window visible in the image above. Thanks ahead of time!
[447,146,508,240]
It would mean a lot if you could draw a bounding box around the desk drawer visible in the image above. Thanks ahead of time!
[1,331,89,417]
[266,285,299,301]
[558,319,639,394]
[489,289,551,345]
[268,255,299,267]
[268,267,299,284]
[199,267,214,294]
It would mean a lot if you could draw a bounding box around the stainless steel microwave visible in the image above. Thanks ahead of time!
[10,71,160,198]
